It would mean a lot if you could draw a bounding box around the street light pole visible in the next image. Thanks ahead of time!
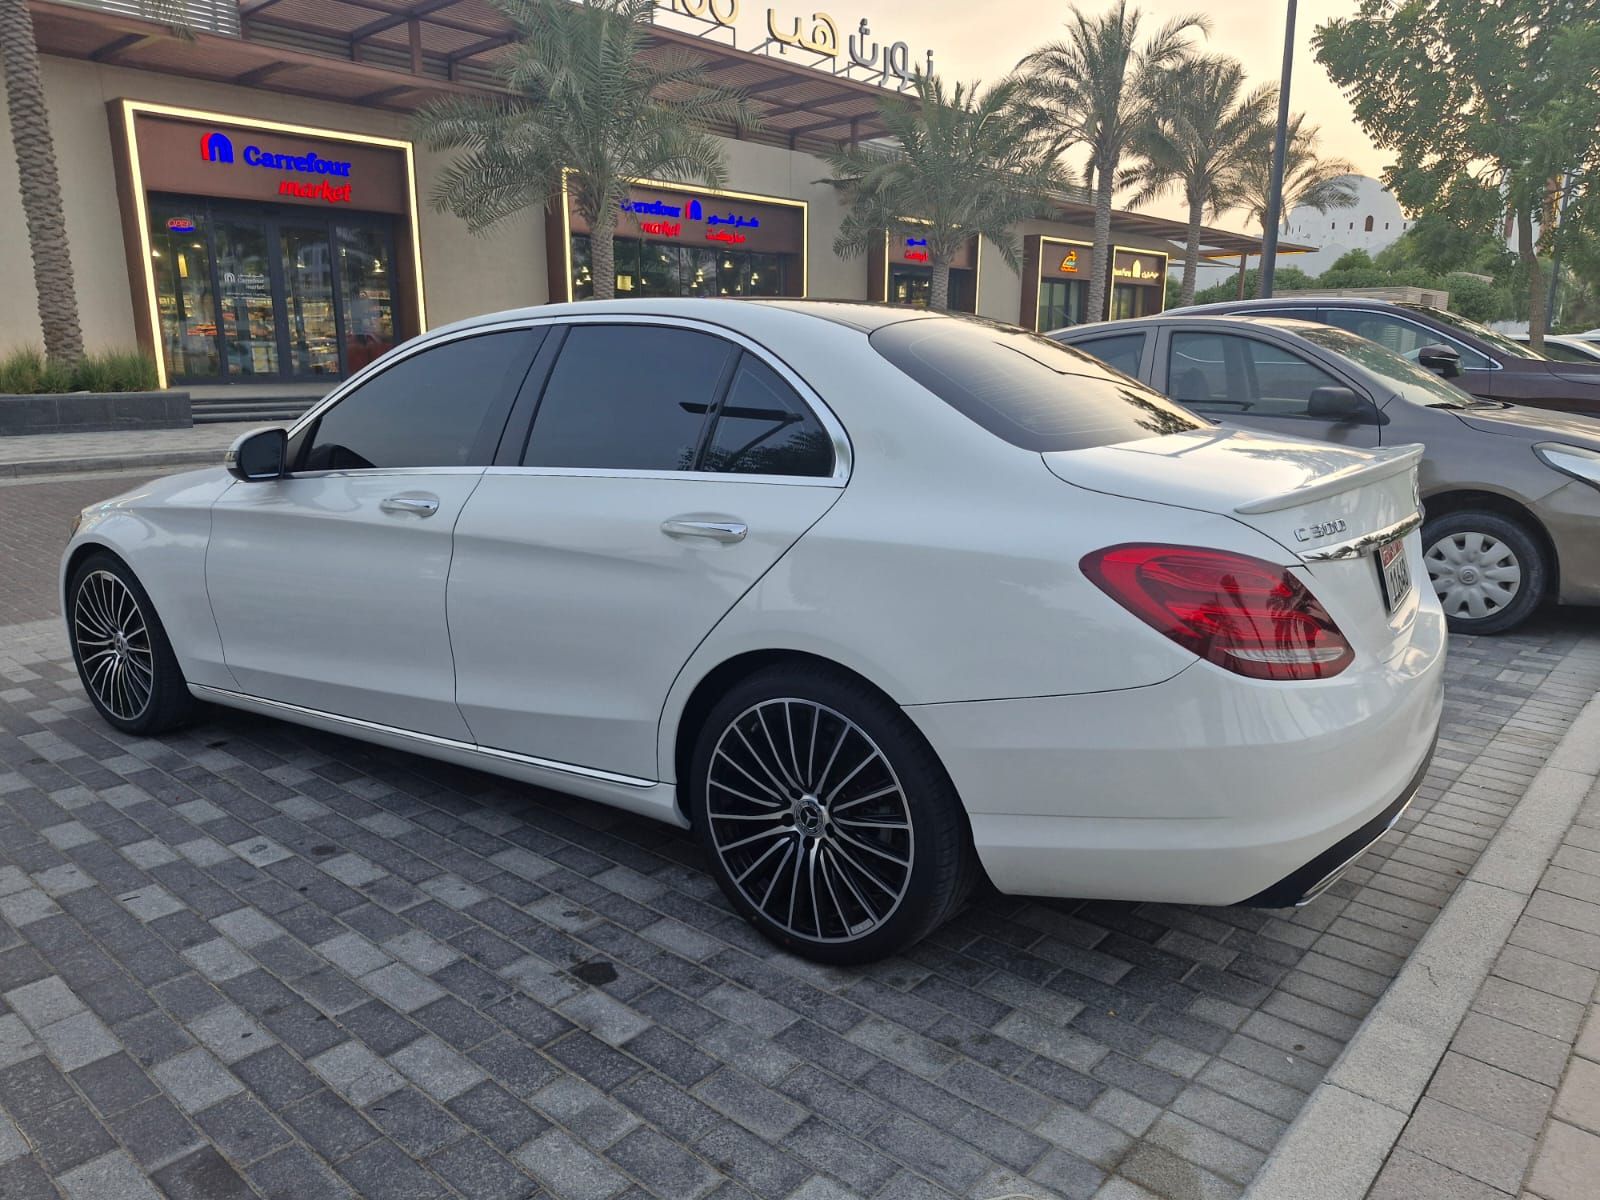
[1258,0,1297,298]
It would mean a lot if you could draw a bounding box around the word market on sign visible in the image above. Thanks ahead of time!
[708,230,747,244]
[278,179,353,204]
[904,249,930,262]
[640,220,681,236]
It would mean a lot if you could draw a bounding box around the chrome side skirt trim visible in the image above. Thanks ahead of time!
[1299,511,1424,562]
[189,685,657,790]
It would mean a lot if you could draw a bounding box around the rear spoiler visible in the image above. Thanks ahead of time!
[1234,443,1424,515]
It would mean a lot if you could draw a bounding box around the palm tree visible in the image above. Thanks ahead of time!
[1123,55,1273,306]
[1,0,83,364]
[414,0,756,301]
[1235,113,1358,244]
[1019,3,1208,322]
[826,75,1058,310]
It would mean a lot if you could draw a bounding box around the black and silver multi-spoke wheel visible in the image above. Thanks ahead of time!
[1422,511,1546,635]
[690,665,976,963]
[67,553,193,735]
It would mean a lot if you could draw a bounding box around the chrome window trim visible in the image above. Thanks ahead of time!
[291,313,853,485]
[189,684,656,789]
[277,466,488,481]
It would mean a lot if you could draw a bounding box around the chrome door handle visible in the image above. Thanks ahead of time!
[661,518,747,543]
[379,496,440,517]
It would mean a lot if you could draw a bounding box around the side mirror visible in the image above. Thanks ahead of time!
[1307,386,1368,422]
[1417,343,1462,379]
[225,427,287,481]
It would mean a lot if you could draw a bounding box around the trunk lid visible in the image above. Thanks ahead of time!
[1044,428,1426,665]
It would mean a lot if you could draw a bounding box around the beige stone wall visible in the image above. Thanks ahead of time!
[0,56,546,356]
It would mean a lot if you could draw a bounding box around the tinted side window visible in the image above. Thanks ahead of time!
[702,355,834,477]
[872,318,1202,452]
[523,325,736,470]
[1238,338,1343,416]
[1321,310,1492,369]
[301,330,537,471]
[1072,333,1147,377]
[1167,332,1233,409]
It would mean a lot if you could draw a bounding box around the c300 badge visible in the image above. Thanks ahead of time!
[1294,518,1348,543]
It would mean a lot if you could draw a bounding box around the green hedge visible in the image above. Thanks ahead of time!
[0,347,160,395]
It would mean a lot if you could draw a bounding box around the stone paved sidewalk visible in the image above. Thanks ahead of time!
[1368,777,1600,1200]
[0,424,255,478]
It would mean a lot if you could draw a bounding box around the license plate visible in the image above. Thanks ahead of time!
[1376,538,1412,615]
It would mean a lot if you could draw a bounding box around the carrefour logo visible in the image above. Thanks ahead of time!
[199,128,354,203]
[200,131,233,163]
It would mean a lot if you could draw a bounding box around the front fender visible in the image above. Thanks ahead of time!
[61,469,236,689]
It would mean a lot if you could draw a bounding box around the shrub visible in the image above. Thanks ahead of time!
[0,346,72,394]
[0,347,159,394]
[73,350,159,393]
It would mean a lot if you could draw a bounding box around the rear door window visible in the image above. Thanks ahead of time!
[701,354,834,477]
[1070,332,1148,378]
[872,317,1201,452]
[522,325,737,470]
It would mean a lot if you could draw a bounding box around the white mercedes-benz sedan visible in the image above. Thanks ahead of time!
[62,300,1445,962]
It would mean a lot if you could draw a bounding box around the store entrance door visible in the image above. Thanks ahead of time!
[149,195,397,385]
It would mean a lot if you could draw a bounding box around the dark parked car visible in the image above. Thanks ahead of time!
[1166,297,1600,418]
[1051,314,1600,634]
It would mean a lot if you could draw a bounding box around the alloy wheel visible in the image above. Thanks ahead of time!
[705,699,914,943]
[1425,531,1522,622]
[73,570,155,721]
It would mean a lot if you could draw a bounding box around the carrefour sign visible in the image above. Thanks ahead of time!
[200,130,354,203]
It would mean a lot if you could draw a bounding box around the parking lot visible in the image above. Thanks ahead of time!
[3,469,1600,1200]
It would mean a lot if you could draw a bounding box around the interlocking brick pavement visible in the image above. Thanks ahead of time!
[1,472,1598,1198]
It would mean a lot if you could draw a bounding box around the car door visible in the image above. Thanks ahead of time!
[447,319,847,781]
[1158,328,1382,449]
[205,326,540,739]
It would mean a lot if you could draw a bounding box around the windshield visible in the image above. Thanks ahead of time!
[1401,304,1544,360]
[1294,323,1485,409]
[871,316,1203,452]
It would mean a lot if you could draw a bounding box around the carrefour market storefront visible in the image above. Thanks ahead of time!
[112,101,425,387]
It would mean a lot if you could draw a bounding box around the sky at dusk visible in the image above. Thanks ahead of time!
[666,1,1389,235]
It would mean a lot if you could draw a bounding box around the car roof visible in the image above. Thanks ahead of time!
[416,297,941,344]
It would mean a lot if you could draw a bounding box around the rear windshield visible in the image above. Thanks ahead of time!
[871,317,1203,452]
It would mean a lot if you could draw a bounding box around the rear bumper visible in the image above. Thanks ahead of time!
[904,601,1447,906]
[1240,734,1433,907]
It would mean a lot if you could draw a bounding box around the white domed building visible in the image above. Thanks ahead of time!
[1283,175,1412,276]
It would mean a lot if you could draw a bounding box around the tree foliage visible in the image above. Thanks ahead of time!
[412,0,756,300]
[1018,3,1208,321]
[1233,114,1358,237]
[1314,1,1600,345]
[1122,54,1274,305]
[826,74,1059,310]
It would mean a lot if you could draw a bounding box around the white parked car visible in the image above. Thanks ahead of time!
[62,301,1445,962]
[1512,333,1600,364]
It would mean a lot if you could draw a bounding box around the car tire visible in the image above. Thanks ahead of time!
[689,664,977,964]
[1422,511,1546,635]
[67,552,194,736]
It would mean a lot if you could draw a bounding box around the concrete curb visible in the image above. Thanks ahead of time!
[1244,693,1600,1199]
[0,448,224,479]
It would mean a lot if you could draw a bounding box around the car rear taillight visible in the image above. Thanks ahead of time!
[1081,544,1354,681]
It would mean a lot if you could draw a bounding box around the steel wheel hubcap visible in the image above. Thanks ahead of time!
[1425,531,1522,621]
[73,571,154,721]
[706,699,913,943]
